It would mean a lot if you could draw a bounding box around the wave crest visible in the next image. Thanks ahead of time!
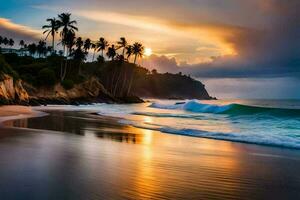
[149,100,300,117]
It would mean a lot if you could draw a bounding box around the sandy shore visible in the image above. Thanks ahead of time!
[0,106,46,125]
[0,106,33,117]
[0,109,299,199]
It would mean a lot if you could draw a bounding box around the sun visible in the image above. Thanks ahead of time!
[144,48,152,56]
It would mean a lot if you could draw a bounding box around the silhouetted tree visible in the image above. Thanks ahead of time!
[97,37,108,58]
[37,40,47,57]
[19,40,25,56]
[75,37,83,49]
[127,42,144,95]
[91,43,97,61]
[64,30,76,56]
[8,39,14,52]
[132,42,144,64]
[57,13,78,56]
[83,38,91,53]
[117,37,127,57]
[106,45,116,61]
[125,45,133,61]
[3,37,8,47]
[42,17,60,52]
[28,43,37,56]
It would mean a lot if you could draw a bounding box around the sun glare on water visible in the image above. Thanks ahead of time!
[144,48,152,56]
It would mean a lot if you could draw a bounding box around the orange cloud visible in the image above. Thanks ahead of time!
[0,18,41,41]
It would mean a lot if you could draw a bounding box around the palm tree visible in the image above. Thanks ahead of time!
[97,37,108,57]
[132,42,144,64]
[23,44,28,56]
[91,43,97,61]
[8,39,14,52]
[64,30,76,57]
[125,45,133,61]
[72,41,87,75]
[83,38,91,53]
[75,37,83,49]
[37,40,46,58]
[3,37,8,48]
[42,17,59,52]
[19,40,25,48]
[57,13,78,56]
[126,42,144,96]
[28,43,37,57]
[117,37,127,57]
[106,45,116,60]
[47,46,53,56]
[19,40,25,56]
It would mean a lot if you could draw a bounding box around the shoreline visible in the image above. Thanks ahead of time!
[0,108,299,199]
[1,105,300,151]
[0,105,47,125]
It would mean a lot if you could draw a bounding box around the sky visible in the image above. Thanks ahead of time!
[0,0,299,99]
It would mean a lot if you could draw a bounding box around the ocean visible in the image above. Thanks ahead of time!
[1,100,300,199]
[88,99,300,149]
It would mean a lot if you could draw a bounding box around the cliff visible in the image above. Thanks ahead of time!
[25,77,118,105]
[0,53,214,105]
[0,75,29,104]
[131,73,213,100]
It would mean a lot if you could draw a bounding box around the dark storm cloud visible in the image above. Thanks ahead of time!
[144,0,300,78]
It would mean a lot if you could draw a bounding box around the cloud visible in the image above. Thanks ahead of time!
[33,3,243,62]
[141,0,300,78]
[2,0,299,80]
[0,18,41,44]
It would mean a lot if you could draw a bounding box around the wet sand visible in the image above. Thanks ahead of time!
[0,109,300,199]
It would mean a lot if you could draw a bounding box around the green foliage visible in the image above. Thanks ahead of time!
[37,68,56,86]
[61,79,74,90]
[0,54,19,80]
[1,51,210,100]
[21,73,36,85]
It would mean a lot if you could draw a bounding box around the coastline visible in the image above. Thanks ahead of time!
[0,105,47,125]
[0,108,299,199]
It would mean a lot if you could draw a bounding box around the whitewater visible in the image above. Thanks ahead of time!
[41,99,300,149]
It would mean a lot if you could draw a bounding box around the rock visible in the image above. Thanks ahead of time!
[27,77,116,105]
[0,74,29,104]
[117,96,145,104]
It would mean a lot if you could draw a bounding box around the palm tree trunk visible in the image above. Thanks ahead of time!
[110,70,117,94]
[134,54,137,64]
[62,60,68,81]
[120,66,128,97]
[52,34,55,53]
[127,69,135,96]
[60,61,63,81]
[113,70,122,96]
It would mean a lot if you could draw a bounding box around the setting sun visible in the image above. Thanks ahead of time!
[144,48,152,56]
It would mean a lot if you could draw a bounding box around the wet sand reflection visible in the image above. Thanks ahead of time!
[1,110,300,199]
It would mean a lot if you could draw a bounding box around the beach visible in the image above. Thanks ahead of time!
[0,106,300,199]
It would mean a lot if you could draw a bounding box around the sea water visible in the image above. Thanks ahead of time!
[40,99,300,149]
[91,99,300,149]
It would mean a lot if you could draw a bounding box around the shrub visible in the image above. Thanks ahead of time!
[21,73,36,85]
[37,68,56,86]
[61,79,74,90]
[0,55,19,80]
